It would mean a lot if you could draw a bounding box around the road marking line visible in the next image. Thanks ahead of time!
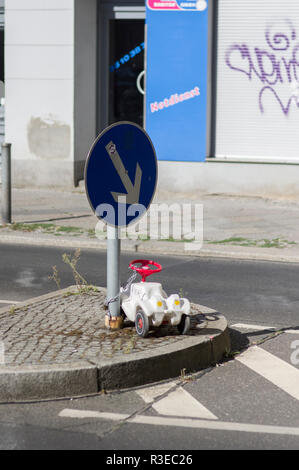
[152,387,218,420]
[231,323,276,331]
[0,300,21,304]
[136,381,177,403]
[231,323,299,334]
[59,409,299,437]
[59,409,129,421]
[236,346,299,401]
[129,415,299,436]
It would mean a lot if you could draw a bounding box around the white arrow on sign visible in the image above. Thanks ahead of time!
[105,140,142,205]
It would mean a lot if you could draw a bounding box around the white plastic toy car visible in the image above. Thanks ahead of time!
[120,259,191,338]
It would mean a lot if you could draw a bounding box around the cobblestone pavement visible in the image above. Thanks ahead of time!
[0,287,211,367]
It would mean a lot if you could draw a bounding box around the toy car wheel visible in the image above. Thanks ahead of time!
[177,314,191,335]
[135,311,149,338]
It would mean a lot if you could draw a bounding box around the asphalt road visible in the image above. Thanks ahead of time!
[1,243,299,451]
[1,242,299,328]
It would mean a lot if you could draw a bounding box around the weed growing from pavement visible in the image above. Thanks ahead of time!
[9,305,17,315]
[207,237,297,249]
[49,248,99,295]
[2,222,196,243]
[123,335,137,354]
[9,222,57,232]
[179,368,195,382]
[4,222,87,236]
[56,226,83,234]
[223,348,240,359]
[179,288,189,298]
[48,265,61,290]
[62,249,88,291]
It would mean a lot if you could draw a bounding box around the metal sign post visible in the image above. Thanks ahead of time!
[1,143,12,225]
[107,224,120,317]
[84,121,157,330]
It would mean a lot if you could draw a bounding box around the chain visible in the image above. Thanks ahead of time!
[105,270,138,317]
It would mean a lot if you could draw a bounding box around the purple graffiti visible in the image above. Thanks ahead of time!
[259,86,299,114]
[226,19,299,115]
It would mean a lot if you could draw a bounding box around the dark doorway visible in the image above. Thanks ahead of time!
[108,19,144,127]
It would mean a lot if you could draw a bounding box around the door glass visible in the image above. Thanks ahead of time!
[109,19,144,127]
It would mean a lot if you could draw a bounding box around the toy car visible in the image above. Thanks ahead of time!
[120,259,191,338]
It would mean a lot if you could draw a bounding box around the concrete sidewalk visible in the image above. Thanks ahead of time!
[0,185,299,262]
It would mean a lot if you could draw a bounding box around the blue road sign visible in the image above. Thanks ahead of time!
[84,121,158,227]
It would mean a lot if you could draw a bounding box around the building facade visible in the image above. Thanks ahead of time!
[4,0,299,196]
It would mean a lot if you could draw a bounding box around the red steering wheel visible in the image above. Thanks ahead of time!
[129,259,162,282]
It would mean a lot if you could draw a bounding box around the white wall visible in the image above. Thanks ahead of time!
[5,0,74,186]
[5,0,97,187]
[158,160,299,198]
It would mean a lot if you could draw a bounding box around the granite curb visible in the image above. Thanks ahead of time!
[0,286,231,402]
[1,231,299,263]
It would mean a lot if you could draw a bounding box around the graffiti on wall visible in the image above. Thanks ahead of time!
[225,19,299,115]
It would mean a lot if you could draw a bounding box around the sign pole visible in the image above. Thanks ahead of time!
[107,224,121,319]
[1,143,12,225]
[84,121,158,330]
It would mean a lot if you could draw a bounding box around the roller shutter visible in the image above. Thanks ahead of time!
[215,0,299,161]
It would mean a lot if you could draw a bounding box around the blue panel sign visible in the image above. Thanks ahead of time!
[145,0,209,162]
[85,122,157,228]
